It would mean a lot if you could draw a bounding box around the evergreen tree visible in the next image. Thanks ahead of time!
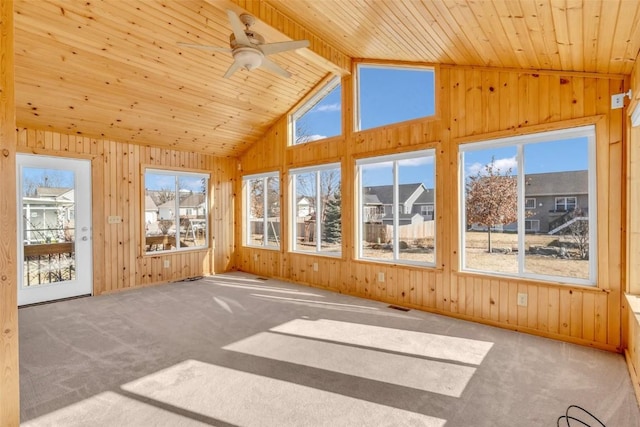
[323,191,342,244]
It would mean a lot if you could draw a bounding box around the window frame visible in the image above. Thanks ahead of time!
[143,168,210,254]
[525,198,536,209]
[555,196,577,212]
[355,63,436,132]
[243,171,281,250]
[459,125,597,286]
[290,75,342,146]
[356,149,437,267]
[289,162,342,256]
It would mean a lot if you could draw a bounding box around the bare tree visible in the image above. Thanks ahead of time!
[23,171,68,196]
[465,158,518,253]
[567,207,589,259]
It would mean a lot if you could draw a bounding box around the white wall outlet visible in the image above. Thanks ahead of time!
[611,93,625,109]
[163,260,170,268]
[313,262,318,272]
[517,293,528,307]
[378,272,385,282]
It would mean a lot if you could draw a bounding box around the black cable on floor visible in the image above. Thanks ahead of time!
[557,405,606,427]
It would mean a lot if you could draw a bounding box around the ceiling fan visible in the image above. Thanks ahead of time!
[178,10,310,79]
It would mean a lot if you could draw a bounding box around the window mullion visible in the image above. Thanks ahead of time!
[393,161,399,260]
[263,177,269,248]
[517,145,525,275]
[174,175,180,249]
[316,171,322,252]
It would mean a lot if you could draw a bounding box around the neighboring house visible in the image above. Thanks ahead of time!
[144,195,158,223]
[470,170,588,234]
[158,193,206,219]
[296,196,312,217]
[22,187,75,244]
[363,183,435,224]
[522,170,588,234]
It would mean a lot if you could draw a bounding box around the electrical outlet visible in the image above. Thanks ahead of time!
[107,215,122,224]
[517,293,528,307]
[378,272,385,283]
[163,260,170,268]
[611,93,625,109]
[313,262,318,272]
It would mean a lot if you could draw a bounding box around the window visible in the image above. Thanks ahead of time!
[356,64,435,131]
[525,198,536,209]
[421,205,434,219]
[144,169,209,253]
[243,172,280,248]
[555,196,577,212]
[357,149,436,265]
[460,125,596,285]
[290,163,341,255]
[291,76,341,145]
[525,219,540,232]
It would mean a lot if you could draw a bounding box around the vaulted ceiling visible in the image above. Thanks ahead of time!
[13,0,640,157]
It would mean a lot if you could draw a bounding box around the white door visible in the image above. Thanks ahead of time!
[17,154,93,306]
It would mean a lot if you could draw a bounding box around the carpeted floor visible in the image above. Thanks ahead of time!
[19,271,640,426]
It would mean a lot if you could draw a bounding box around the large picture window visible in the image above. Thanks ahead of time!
[356,64,435,131]
[291,76,341,145]
[460,126,597,285]
[357,150,436,266]
[290,163,341,255]
[243,172,281,249]
[144,169,209,253]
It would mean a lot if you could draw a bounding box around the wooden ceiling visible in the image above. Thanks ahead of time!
[13,0,640,157]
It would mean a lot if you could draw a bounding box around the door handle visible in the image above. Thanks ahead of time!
[81,236,88,241]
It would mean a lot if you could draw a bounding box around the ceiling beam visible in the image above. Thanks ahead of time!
[212,0,352,76]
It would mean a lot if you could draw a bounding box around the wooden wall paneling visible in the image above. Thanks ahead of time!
[235,65,625,351]
[91,152,105,295]
[0,0,20,423]
[548,287,560,334]
[536,285,549,332]
[559,289,571,336]
[582,292,596,342]
[570,290,584,338]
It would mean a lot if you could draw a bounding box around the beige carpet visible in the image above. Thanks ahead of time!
[19,272,640,426]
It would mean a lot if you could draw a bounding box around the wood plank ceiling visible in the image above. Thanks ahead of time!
[13,0,640,157]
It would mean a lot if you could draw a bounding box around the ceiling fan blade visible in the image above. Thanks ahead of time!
[223,60,243,79]
[177,42,231,52]
[261,57,291,78]
[260,40,310,56]
[227,10,251,46]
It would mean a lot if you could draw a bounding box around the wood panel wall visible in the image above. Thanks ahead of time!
[624,51,640,401]
[16,128,237,295]
[237,64,627,352]
[0,0,20,424]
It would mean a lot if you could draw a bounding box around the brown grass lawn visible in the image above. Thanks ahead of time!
[464,231,589,279]
[361,231,589,280]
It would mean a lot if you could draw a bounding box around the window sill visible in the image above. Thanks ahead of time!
[626,294,640,325]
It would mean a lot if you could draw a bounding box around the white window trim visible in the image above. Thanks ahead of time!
[355,63,436,132]
[243,171,280,250]
[144,168,209,254]
[356,149,436,267]
[525,198,536,209]
[555,196,577,211]
[459,124,597,286]
[290,162,341,256]
[524,219,540,232]
[291,76,341,146]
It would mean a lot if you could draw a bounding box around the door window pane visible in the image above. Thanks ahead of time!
[21,167,76,286]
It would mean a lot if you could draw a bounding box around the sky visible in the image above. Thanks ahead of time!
[296,66,590,190]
